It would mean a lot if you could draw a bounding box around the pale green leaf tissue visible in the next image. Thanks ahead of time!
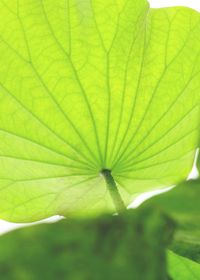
[0,0,200,221]
[168,250,200,280]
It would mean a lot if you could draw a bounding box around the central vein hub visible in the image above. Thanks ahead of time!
[101,169,111,177]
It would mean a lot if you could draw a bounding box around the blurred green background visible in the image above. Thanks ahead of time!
[0,208,173,280]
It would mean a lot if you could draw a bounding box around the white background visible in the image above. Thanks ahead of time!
[150,0,200,11]
[0,0,199,235]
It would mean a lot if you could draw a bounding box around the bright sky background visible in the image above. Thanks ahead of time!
[0,0,199,235]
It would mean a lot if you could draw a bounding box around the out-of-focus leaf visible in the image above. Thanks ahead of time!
[142,179,200,263]
[0,0,200,222]
[196,149,200,172]
[0,208,174,280]
[168,250,200,279]
[170,241,200,264]
[142,180,200,243]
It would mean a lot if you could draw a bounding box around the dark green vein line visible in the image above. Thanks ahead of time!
[64,184,96,210]
[0,177,97,218]
[44,176,98,213]
[0,128,93,170]
[104,54,111,167]
[116,148,194,177]
[0,175,96,186]
[120,127,198,172]
[119,69,200,168]
[163,10,179,67]
[109,9,149,164]
[0,38,95,168]
[118,61,200,167]
[89,0,108,167]
[2,179,98,211]
[110,19,149,167]
[87,0,122,166]
[3,193,59,219]
[41,0,103,166]
[17,7,98,168]
[30,62,98,167]
[89,0,127,167]
[115,174,168,181]
[119,27,200,167]
[0,81,94,169]
[104,13,121,166]
[112,18,167,167]
[120,104,199,170]
[0,154,96,172]
[66,0,71,56]
[112,18,200,168]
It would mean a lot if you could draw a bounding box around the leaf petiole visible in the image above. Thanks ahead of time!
[101,169,126,213]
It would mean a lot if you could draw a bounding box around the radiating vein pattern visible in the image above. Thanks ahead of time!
[0,0,200,221]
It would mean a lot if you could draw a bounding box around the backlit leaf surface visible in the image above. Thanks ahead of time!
[168,250,200,280]
[0,0,200,221]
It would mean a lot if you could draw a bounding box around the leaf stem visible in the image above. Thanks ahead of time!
[101,169,126,213]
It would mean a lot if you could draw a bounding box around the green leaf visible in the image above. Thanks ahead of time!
[142,179,200,262]
[197,149,200,172]
[142,180,200,241]
[0,208,174,280]
[0,1,200,221]
[168,250,200,280]
[170,241,200,264]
